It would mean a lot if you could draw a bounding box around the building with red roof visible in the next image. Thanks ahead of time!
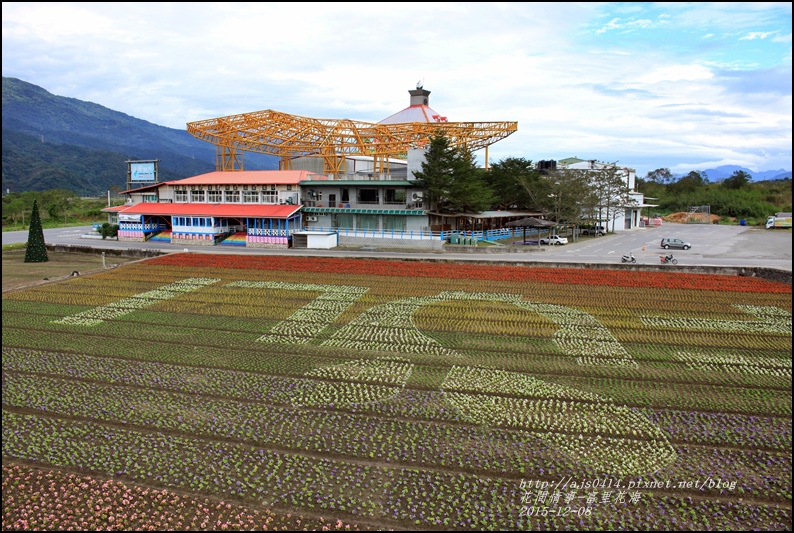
[106,170,314,247]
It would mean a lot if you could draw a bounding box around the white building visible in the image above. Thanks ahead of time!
[556,157,651,231]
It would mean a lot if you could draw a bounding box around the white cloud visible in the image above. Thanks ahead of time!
[741,31,779,40]
[638,65,715,84]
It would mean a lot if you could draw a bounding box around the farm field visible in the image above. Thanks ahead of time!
[2,253,792,531]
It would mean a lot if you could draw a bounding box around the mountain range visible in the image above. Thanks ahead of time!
[2,76,790,196]
[2,77,277,196]
[675,166,791,182]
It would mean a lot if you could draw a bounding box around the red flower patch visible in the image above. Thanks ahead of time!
[146,254,791,294]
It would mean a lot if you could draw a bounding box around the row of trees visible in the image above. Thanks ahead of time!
[413,132,791,226]
[2,189,115,229]
[640,169,791,220]
[413,133,636,229]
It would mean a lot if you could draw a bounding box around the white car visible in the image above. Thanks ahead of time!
[540,235,568,245]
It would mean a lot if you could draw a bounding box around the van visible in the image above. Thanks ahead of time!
[580,225,605,236]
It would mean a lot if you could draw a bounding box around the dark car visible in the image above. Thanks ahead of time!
[661,237,691,250]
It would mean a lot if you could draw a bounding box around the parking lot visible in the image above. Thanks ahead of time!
[539,223,792,270]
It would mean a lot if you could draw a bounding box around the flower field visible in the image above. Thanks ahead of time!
[2,253,792,530]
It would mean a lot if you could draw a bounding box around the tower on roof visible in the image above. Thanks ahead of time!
[409,87,430,106]
[379,86,447,124]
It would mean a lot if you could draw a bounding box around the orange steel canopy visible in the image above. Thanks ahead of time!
[186,87,517,174]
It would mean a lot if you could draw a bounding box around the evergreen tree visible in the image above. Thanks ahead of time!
[447,145,495,213]
[412,132,457,213]
[24,199,49,263]
[413,132,495,213]
[486,157,538,210]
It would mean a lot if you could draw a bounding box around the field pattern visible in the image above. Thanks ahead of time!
[2,253,792,531]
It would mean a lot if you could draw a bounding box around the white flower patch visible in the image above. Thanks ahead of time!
[308,358,413,386]
[515,302,637,367]
[442,366,601,400]
[441,366,676,476]
[541,432,677,477]
[322,291,637,367]
[321,295,463,357]
[641,305,792,334]
[227,281,368,344]
[291,357,414,408]
[53,278,220,326]
[676,351,792,378]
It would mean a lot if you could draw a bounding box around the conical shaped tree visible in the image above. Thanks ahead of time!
[24,199,49,263]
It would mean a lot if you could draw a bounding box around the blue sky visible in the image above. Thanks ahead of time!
[2,2,791,177]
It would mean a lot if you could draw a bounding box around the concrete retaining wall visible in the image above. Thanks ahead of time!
[338,235,444,251]
[46,244,165,259]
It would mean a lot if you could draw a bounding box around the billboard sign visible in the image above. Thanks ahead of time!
[130,161,156,182]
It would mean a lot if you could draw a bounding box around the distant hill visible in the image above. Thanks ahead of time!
[675,165,792,182]
[1,77,278,195]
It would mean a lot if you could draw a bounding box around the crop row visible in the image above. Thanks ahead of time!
[2,372,565,477]
[9,301,790,396]
[4,411,790,530]
[6,266,790,320]
[3,321,790,417]
[2,462,359,531]
[4,347,790,451]
[3,299,791,388]
[4,371,790,494]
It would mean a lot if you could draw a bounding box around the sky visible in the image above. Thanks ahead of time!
[2,2,792,177]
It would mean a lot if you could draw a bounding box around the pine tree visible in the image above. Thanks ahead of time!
[413,132,494,213]
[24,199,49,263]
[412,133,457,213]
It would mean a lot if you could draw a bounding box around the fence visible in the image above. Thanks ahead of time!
[687,205,711,224]
[303,226,546,242]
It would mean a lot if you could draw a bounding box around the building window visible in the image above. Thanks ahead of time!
[358,189,379,204]
[384,189,406,204]
[341,189,350,202]
[270,184,276,191]
[286,185,292,191]
[243,191,259,203]
[357,214,378,229]
[262,191,278,204]
[383,215,405,231]
[191,190,206,203]
[208,190,222,203]
[175,191,188,202]
[224,190,240,203]
[333,213,355,229]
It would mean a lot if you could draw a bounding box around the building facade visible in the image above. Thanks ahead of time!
[556,157,648,231]
[105,171,310,248]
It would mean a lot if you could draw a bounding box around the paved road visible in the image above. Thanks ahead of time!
[3,223,791,271]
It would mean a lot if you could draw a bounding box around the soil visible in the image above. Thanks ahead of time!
[663,211,724,224]
[2,249,142,293]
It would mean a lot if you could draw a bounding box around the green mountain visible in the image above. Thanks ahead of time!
[1,77,278,195]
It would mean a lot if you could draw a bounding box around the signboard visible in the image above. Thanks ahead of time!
[119,213,142,222]
[130,161,156,182]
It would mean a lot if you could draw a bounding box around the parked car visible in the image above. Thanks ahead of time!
[660,237,691,250]
[580,225,605,236]
[540,235,568,245]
